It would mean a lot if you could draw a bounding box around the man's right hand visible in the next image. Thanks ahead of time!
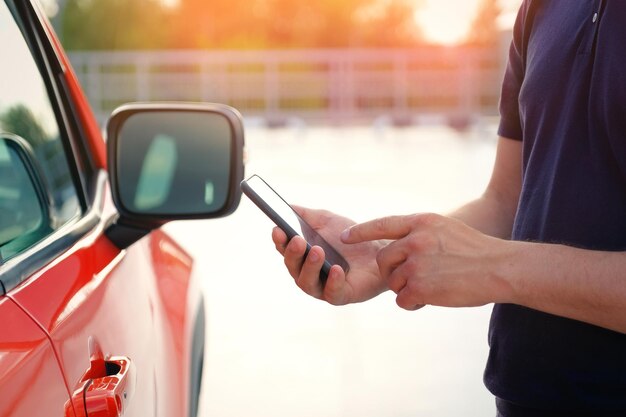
[271,207,387,305]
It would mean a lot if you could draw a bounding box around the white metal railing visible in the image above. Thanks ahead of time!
[68,48,504,125]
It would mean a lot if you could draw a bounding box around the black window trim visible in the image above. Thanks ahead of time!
[0,0,109,294]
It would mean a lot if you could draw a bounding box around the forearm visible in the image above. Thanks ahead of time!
[448,136,521,240]
[498,240,626,334]
[448,190,516,239]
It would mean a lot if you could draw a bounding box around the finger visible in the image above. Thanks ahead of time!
[376,240,408,286]
[342,215,414,243]
[272,227,288,255]
[295,245,326,298]
[386,270,408,295]
[342,213,445,244]
[395,286,426,311]
[323,265,349,305]
[385,256,419,294]
[283,236,308,279]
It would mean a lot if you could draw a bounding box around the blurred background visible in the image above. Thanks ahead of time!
[42,0,521,127]
[42,0,521,415]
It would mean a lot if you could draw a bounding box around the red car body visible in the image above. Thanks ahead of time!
[0,1,243,416]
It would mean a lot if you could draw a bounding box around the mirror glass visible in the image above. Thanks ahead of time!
[116,111,232,216]
[0,138,48,260]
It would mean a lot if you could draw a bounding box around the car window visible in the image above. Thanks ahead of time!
[0,1,80,261]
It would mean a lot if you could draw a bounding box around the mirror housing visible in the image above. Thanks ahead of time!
[105,102,245,249]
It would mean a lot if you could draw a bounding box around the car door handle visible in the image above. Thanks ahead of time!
[66,338,136,417]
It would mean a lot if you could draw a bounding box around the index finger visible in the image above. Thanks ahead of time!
[341,215,416,243]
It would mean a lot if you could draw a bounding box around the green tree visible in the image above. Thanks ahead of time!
[61,0,172,50]
[0,105,49,147]
[261,0,368,48]
[172,0,422,49]
[59,0,425,50]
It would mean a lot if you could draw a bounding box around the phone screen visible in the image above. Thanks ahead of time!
[241,175,350,278]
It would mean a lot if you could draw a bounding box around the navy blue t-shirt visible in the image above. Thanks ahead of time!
[484,0,626,414]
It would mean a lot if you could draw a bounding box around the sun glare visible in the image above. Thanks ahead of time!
[413,0,479,45]
[159,0,178,7]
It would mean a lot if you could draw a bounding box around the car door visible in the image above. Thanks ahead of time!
[0,1,166,415]
[0,297,72,417]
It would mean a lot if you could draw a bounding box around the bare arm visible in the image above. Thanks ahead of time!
[343,213,626,333]
[500,241,626,334]
[449,136,522,238]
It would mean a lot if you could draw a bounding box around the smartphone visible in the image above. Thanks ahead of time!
[241,174,350,281]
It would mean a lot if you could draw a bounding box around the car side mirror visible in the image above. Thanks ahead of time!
[0,134,53,262]
[105,102,245,249]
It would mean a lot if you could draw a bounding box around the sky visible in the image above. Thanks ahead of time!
[0,11,59,137]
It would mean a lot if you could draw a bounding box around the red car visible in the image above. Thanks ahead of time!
[0,1,244,416]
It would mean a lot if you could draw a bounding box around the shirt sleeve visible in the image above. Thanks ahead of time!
[497,0,531,142]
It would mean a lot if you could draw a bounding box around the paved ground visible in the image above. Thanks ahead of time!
[166,123,499,417]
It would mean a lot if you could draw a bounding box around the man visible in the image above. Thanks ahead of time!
[272,1,626,415]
